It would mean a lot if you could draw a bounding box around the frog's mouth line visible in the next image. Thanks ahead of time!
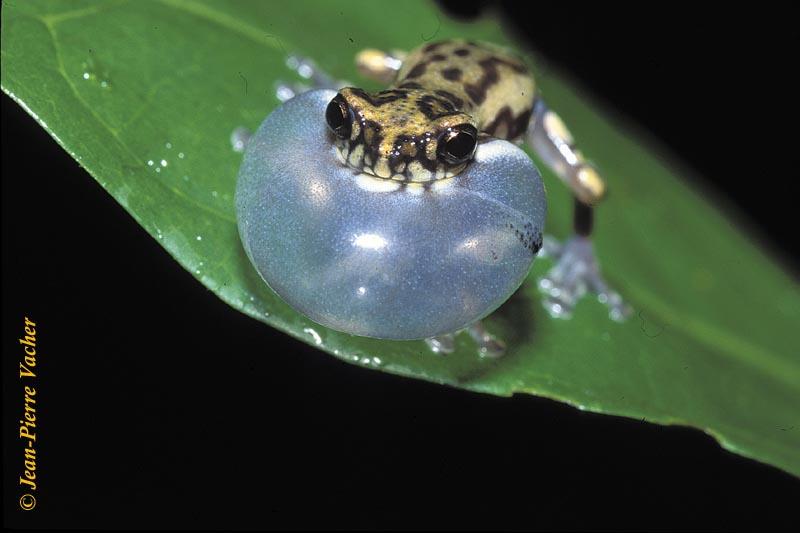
[331,136,468,184]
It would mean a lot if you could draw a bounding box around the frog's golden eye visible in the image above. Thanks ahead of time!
[325,94,352,140]
[437,124,478,165]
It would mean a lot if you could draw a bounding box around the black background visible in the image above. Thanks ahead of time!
[3,2,798,530]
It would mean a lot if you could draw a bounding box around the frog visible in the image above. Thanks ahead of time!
[233,39,630,357]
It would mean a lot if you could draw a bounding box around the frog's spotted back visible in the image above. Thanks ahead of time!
[396,40,536,140]
[329,40,537,183]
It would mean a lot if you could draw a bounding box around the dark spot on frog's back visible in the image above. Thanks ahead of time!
[441,67,462,81]
[484,105,533,140]
[405,61,428,79]
[375,89,409,102]
[347,87,373,103]
[423,42,444,53]
[434,90,464,109]
[465,57,529,106]
[417,94,456,120]
[351,88,408,107]
[454,48,470,57]
[398,81,423,90]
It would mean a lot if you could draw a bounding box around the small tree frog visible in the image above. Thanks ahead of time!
[234,40,630,357]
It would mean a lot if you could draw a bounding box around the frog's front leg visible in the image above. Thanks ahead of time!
[526,100,631,321]
[424,322,506,358]
[355,48,406,84]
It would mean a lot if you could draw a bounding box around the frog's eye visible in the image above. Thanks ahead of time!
[437,124,478,165]
[325,94,352,140]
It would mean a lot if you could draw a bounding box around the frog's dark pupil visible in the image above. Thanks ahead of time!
[438,125,477,164]
[325,97,351,139]
[446,131,476,159]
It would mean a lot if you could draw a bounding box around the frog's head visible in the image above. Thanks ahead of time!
[325,87,478,182]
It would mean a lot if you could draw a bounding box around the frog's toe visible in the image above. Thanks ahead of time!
[538,235,631,321]
[425,324,507,358]
[467,322,506,358]
[590,276,631,322]
[425,334,456,355]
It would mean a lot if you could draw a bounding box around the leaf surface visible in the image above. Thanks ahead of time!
[2,0,798,476]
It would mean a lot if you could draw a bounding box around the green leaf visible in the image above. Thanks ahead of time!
[3,0,798,476]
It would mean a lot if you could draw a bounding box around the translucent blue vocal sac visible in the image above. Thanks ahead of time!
[236,90,546,340]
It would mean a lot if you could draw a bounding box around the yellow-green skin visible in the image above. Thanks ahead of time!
[335,40,536,183]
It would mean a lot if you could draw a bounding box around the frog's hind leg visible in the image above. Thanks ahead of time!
[526,99,631,321]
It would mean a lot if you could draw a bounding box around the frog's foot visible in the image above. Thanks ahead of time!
[275,54,348,102]
[425,333,456,355]
[424,322,506,358]
[467,321,506,358]
[538,235,631,321]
